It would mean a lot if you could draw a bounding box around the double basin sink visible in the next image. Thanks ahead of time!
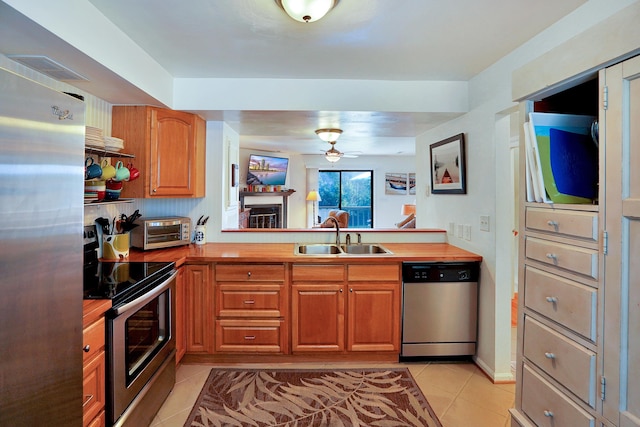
[295,243,392,256]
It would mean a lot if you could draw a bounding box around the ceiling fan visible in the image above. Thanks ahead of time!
[315,128,360,162]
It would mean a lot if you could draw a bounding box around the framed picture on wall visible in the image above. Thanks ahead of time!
[385,173,408,195]
[408,173,416,195]
[430,133,466,194]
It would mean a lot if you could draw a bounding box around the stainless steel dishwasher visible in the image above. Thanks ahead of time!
[401,262,480,358]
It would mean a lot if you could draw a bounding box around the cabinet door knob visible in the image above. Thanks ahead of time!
[247,271,252,278]
[543,410,554,417]
[545,296,558,303]
[340,288,343,293]
[349,288,353,293]
[544,352,556,359]
[83,345,90,353]
[152,188,157,193]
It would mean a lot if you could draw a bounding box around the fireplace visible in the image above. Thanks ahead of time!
[246,204,283,228]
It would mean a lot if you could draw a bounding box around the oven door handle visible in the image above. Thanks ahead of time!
[113,270,177,316]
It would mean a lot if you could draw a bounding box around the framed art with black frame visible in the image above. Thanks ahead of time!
[430,133,466,194]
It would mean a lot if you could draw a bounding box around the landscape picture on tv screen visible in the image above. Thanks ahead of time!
[247,154,289,186]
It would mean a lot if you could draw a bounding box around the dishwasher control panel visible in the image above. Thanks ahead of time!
[402,262,479,282]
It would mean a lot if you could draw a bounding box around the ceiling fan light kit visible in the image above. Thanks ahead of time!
[275,0,339,23]
[325,141,344,162]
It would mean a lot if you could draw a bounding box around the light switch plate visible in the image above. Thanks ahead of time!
[456,224,464,238]
[480,215,490,231]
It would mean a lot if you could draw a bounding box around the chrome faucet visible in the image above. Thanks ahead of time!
[345,233,351,245]
[325,216,341,246]
[357,233,362,244]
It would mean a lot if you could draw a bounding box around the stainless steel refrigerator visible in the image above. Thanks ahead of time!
[0,67,85,425]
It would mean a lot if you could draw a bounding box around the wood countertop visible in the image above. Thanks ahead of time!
[126,242,481,264]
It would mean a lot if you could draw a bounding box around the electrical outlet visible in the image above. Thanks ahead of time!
[464,224,471,241]
[480,215,490,232]
[448,222,455,235]
[456,224,464,238]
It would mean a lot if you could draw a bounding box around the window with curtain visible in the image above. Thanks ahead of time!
[318,170,373,228]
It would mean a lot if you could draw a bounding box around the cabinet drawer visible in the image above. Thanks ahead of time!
[83,351,105,427]
[526,207,598,241]
[525,237,598,279]
[216,264,285,281]
[522,365,594,427]
[347,264,399,281]
[83,317,105,363]
[215,319,286,353]
[216,283,286,317]
[524,317,596,406]
[525,267,596,340]
[292,264,344,281]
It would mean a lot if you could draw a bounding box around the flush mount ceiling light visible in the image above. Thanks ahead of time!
[325,141,343,163]
[315,128,342,142]
[275,0,339,23]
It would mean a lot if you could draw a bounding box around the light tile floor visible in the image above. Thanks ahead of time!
[151,359,516,427]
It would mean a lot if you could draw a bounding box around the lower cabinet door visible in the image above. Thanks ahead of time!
[83,352,105,427]
[291,284,344,352]
[347,283,399,352]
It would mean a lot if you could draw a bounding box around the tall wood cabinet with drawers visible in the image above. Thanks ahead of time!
[512,55,640,427]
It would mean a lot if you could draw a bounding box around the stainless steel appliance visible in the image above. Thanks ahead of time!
[84,226,177,427]
[401,262,480,358]
[0,67,84,425]
[130,216,191,250]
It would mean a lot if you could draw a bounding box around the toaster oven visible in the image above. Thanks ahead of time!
[130,217,191,250]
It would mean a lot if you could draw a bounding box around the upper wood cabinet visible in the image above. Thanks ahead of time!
[112,106,205,198]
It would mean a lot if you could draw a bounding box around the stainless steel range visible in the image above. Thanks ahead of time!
[84,226,176,427]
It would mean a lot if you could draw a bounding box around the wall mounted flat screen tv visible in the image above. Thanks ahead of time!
[247,154,289,186]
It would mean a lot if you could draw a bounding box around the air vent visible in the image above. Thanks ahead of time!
[6,55,88,82]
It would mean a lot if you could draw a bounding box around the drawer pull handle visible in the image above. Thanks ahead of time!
[545,253,558,262]
[83,394,94,407]
[83,345,91,353]
[545,296,558,303]
[244,335,256,340]
[544,352,556,359]
[543,410,554,418]
[547,220,559,230]
[243,300,255,305]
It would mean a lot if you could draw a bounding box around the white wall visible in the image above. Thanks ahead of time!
[415,0,639,381]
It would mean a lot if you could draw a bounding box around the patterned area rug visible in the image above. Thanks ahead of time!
[184,368,442,427]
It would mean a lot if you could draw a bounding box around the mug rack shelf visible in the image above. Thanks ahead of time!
[85,147,135,159]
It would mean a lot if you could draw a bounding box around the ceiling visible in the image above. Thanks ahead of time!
[0,0,587,156]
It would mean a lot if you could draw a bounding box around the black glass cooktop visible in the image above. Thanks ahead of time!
[83,261,174,304]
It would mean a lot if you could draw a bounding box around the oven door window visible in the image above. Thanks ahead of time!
[124,289,169,384]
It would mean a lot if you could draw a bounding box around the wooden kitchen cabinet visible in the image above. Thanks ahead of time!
[175,266,186,364]
[347,264,400,352]
[291,263,400,353]
[112,106,205,198]
[184,263,213,353]
[214,263,288,353]
[82,300,111,427]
